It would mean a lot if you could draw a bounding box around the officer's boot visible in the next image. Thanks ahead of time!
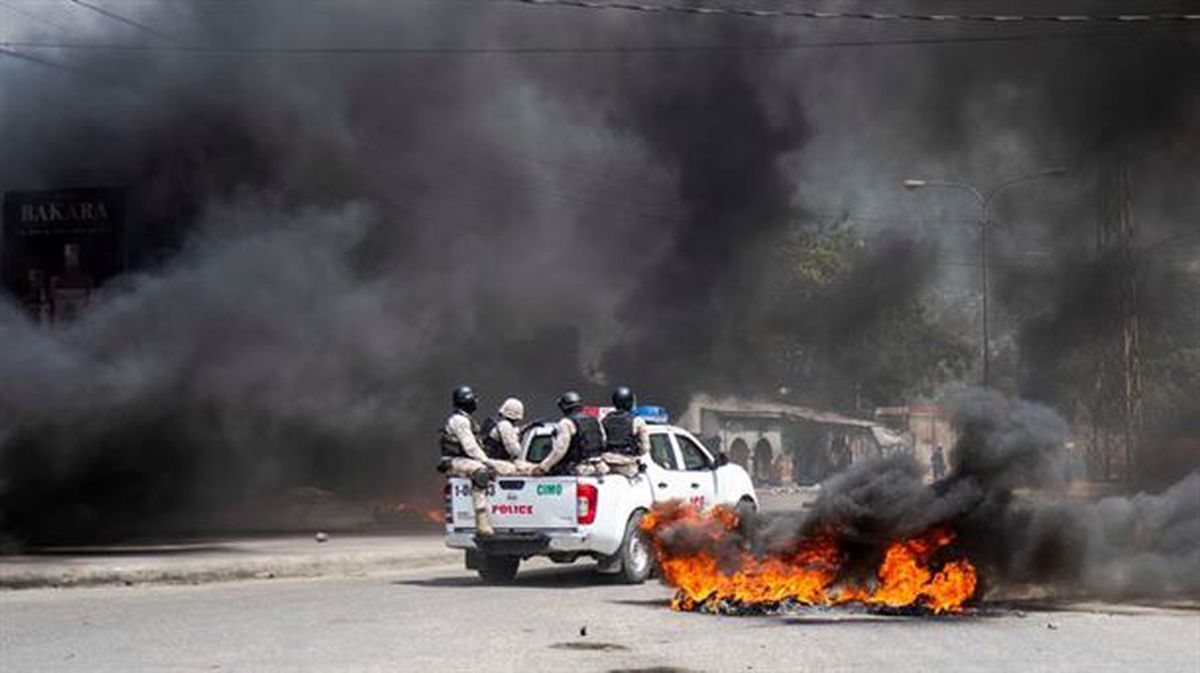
[471,489,495,537]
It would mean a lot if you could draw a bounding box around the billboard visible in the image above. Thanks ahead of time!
[2,188,125,324]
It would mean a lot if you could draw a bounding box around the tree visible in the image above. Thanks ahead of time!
[761,218,971,412]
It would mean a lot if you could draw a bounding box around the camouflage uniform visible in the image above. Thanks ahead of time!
[440,410,497,535]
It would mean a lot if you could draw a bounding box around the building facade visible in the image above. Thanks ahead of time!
[677,394,909,486]
[873,404,957,478]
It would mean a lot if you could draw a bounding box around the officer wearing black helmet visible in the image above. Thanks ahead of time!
[534,391,607,476]
[599,386,651,476]
[438,385,497,536]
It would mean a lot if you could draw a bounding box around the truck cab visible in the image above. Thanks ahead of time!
[444,410,757,584]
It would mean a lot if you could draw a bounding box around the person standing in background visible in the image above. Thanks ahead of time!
[931,444,946,481]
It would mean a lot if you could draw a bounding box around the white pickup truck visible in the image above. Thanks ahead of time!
[443,418,757,584]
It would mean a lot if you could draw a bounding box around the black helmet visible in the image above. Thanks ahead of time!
[452,385,478,413]
[557,391,583,415]
[611,386,635,411]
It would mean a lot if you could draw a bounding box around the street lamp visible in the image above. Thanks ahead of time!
[903,168,1067,388]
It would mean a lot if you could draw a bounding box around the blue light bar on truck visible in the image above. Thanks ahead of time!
[633,405,668,424]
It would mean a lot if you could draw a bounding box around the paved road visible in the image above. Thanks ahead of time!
[3,559,1197,672]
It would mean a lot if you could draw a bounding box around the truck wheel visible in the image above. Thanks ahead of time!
[735,497,758,539]
[477,555,520,584]
[615,512,653,585]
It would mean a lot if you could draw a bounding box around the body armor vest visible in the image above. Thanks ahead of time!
[439,411,480,458]
[479,415,510,460]
[564,412,605,466]
[602,409,636,454]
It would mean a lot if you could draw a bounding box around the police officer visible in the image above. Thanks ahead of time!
[438,385,496,536]
[534,391,606,476]
[599,386,650,476]
[480,397,534,473]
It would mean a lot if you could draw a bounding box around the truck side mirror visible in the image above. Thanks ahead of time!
[713,453,729,468]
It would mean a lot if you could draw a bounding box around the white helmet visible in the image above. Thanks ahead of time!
[499,397,525,422]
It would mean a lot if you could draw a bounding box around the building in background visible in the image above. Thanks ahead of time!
[2,188,125,324]
[873,404,957,479]
[677,394,909,486]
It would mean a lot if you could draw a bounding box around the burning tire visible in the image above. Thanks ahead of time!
[614,511,653,584]
[476,554,520,583]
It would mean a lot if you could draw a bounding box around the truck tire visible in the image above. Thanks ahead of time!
[477,555,520,584]
[735,496,757,519]
[615,512,653,585]
[735,497,757,539]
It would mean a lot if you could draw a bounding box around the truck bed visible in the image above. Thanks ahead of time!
[446,475,580,532]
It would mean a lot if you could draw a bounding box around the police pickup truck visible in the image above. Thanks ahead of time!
[443,406,757,584]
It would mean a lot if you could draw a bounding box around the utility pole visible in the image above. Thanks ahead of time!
[1094,156,1144,484]
[903,168,1065,388]
[980,208,991,389]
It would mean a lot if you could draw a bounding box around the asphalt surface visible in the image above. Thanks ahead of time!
[3,559,1198,672]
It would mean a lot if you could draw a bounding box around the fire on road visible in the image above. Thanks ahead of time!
[643,502,977,615]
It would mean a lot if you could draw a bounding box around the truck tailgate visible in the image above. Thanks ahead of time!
[448,477,578,531]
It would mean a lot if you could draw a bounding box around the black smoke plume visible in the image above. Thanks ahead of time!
[0,3,823,543]
[1,3,1198,546]
[655,390,1199,599]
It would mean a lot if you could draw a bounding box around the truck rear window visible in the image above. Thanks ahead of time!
[526,435,553,463]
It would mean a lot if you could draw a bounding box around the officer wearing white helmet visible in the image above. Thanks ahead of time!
[480,397,534,474]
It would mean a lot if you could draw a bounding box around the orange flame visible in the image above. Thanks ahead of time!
[642,504,977,615]
[374,500,447,525]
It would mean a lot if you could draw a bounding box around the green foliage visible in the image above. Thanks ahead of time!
[778,220,860,290]
[761,218,971,412]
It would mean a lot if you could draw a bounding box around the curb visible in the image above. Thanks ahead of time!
[0,550,462,591]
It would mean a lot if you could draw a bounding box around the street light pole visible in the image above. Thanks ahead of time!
[980,205,990,388]
[903,168,1065,388]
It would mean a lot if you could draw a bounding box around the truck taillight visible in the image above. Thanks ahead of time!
[443,483,451,500]
[577,483,598,525]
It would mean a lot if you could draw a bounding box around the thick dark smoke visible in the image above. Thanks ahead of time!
[0,2,827,543]
[867,26,1200,483]
[1,3,1198,545]
[1,3,642,542]
[593,37,807,401]
[776,17,1200,480]
[659,390,1199,599]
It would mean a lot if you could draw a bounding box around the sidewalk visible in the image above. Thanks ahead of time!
[0,533,460,590]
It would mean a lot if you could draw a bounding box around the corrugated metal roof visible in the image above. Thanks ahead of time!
[685,394,878,428]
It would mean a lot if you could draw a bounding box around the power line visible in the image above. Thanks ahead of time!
[0,44,93,75]
[0,0,84,35]
[66,0,177,43]
[0,27,1190,56]
[484,0,1200,23]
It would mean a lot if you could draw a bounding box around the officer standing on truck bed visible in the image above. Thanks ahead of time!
[534,391,607,476]
[438,385,497,536]
[599,386,650,476]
